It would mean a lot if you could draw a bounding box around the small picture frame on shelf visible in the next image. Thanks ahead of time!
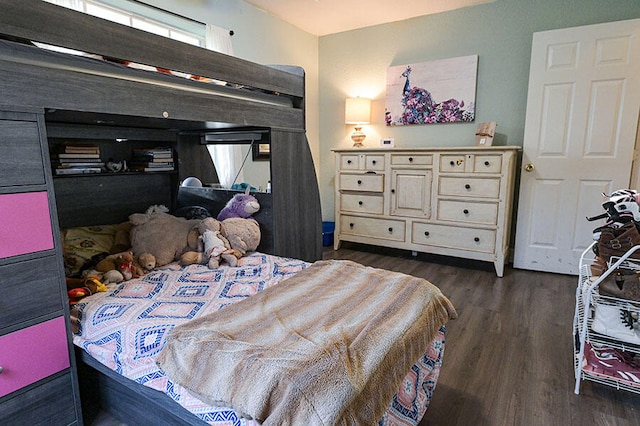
[474,121,496,146]
[252,143,270,161]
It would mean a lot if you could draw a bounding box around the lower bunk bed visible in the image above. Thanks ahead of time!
[66,229,456,425]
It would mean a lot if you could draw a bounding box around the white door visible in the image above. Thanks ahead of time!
[514,19,640,275]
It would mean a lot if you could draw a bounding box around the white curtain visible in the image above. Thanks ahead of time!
[204,24,242,188]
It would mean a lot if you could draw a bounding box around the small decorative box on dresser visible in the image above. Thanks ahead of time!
[333,147,519,277]
[0,108,82,424]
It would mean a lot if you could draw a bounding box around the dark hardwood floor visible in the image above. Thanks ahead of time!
[323,243,640,426]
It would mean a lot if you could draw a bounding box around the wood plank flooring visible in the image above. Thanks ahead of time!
[323,243,640,426]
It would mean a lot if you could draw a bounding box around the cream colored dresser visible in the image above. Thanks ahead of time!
[333,147,519,277]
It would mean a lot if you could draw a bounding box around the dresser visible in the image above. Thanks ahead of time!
[333,147,519,277]
[0,108,82,424]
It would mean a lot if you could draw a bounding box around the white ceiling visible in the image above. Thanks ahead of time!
[244,0,496,36]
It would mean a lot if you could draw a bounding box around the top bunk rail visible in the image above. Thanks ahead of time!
[0,0,303,100]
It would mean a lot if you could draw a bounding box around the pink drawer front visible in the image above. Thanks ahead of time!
[0,192,54,259]
[0,316,70,397]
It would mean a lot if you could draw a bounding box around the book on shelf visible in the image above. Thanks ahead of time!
[54,152,101,159]
[129,165,175,172]
[54,167,102,175]
[56,161,105,167]
[59,142,100,155]
[129,161,174,168]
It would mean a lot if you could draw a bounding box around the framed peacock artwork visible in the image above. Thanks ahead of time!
[385,55,478,126]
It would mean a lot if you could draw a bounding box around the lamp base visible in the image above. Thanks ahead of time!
[351,126,366,148]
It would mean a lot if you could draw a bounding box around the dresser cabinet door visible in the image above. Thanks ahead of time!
[0,317,70,397]
[0,192,54,259]
[0,118,46,187]
[1,256,64,330]
[391,169,432,217]
[0,372,78,425]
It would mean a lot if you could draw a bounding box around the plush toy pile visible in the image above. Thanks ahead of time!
[65,193,262,303]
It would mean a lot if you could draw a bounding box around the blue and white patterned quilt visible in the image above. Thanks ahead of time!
[71,252,445,425]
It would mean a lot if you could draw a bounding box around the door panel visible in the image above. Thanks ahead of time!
[514,19,640,275]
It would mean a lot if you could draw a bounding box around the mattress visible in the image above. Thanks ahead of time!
[71,252,447,425]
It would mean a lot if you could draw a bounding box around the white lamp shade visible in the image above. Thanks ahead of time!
[345,98,371,124]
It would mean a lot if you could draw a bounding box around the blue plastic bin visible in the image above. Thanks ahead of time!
[322,221,335,247]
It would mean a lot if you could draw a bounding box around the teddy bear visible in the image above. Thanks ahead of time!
[129,211,201,266]
[216,189,260,221]
[180,218,237,269]
[218,217,261,266]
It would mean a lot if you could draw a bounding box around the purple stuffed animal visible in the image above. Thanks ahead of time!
[217,188,260,221]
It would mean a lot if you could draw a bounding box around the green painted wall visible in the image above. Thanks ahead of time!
[318,0,640,220]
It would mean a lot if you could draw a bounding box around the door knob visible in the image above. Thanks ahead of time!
[524,163,535,172]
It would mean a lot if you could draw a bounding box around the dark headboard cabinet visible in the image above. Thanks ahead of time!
[0,0,322,263]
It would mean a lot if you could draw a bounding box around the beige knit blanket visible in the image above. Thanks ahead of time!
[156,260,456,425]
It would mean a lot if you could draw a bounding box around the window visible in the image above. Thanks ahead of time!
[44,0,206,47]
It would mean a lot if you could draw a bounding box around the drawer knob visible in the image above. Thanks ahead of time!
[388,227,393,233]
[358,201,363,205]
[391,189,395,193]
[463,209,469,214]
[347,160,352,164]
[450,160,455,166]
[409,157,414,162]
[424,231,430,237]
[484,161,490,166]
[0,366,3,374]
[474,237,480,242]
[465,184,471,190]
[372,160,377,164]
[357,180,362,185]
[349,223,354,228]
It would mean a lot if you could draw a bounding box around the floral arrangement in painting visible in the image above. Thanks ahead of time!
[386,56,477,126]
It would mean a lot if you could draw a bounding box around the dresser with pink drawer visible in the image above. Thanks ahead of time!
[0,108,82,424]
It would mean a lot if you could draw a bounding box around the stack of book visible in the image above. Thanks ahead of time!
[130,147,175,172]
[53,143,104,175]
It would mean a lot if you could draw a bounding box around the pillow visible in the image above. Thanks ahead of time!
[62,225,118,275]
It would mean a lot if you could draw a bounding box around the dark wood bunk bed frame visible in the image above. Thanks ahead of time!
[0,1,321,424]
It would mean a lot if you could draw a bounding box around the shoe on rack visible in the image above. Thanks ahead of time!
[591,304,640,345]
[583,342,640,386]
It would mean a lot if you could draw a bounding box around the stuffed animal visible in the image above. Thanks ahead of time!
[66,275,107,304]
[216,188,260,221]
[95,251,133,281]
[180,218,235,269]
[135,253,157,274]
[219,217,261,266]
[129,211,201,266]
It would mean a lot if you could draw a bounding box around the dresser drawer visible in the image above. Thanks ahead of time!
[391,154,432,166]
[339,173,384,192]
[436,200,499,225]
[1,256,65,330]
[340,215,405,241]
[340,193,384,214]
[0,370,78,425]
[439,154,467,172]
[0,192,54,259]
[412,222,496,253]
[364,155,385,171]
[0,119,46,188]
[473,155,502,173]
[438,177,500,198]
[0,317,70,398]
[339,154,360,170]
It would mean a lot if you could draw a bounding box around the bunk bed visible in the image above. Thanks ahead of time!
[0,1,456,425]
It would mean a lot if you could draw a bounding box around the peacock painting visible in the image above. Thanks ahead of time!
[385,55,477,126]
